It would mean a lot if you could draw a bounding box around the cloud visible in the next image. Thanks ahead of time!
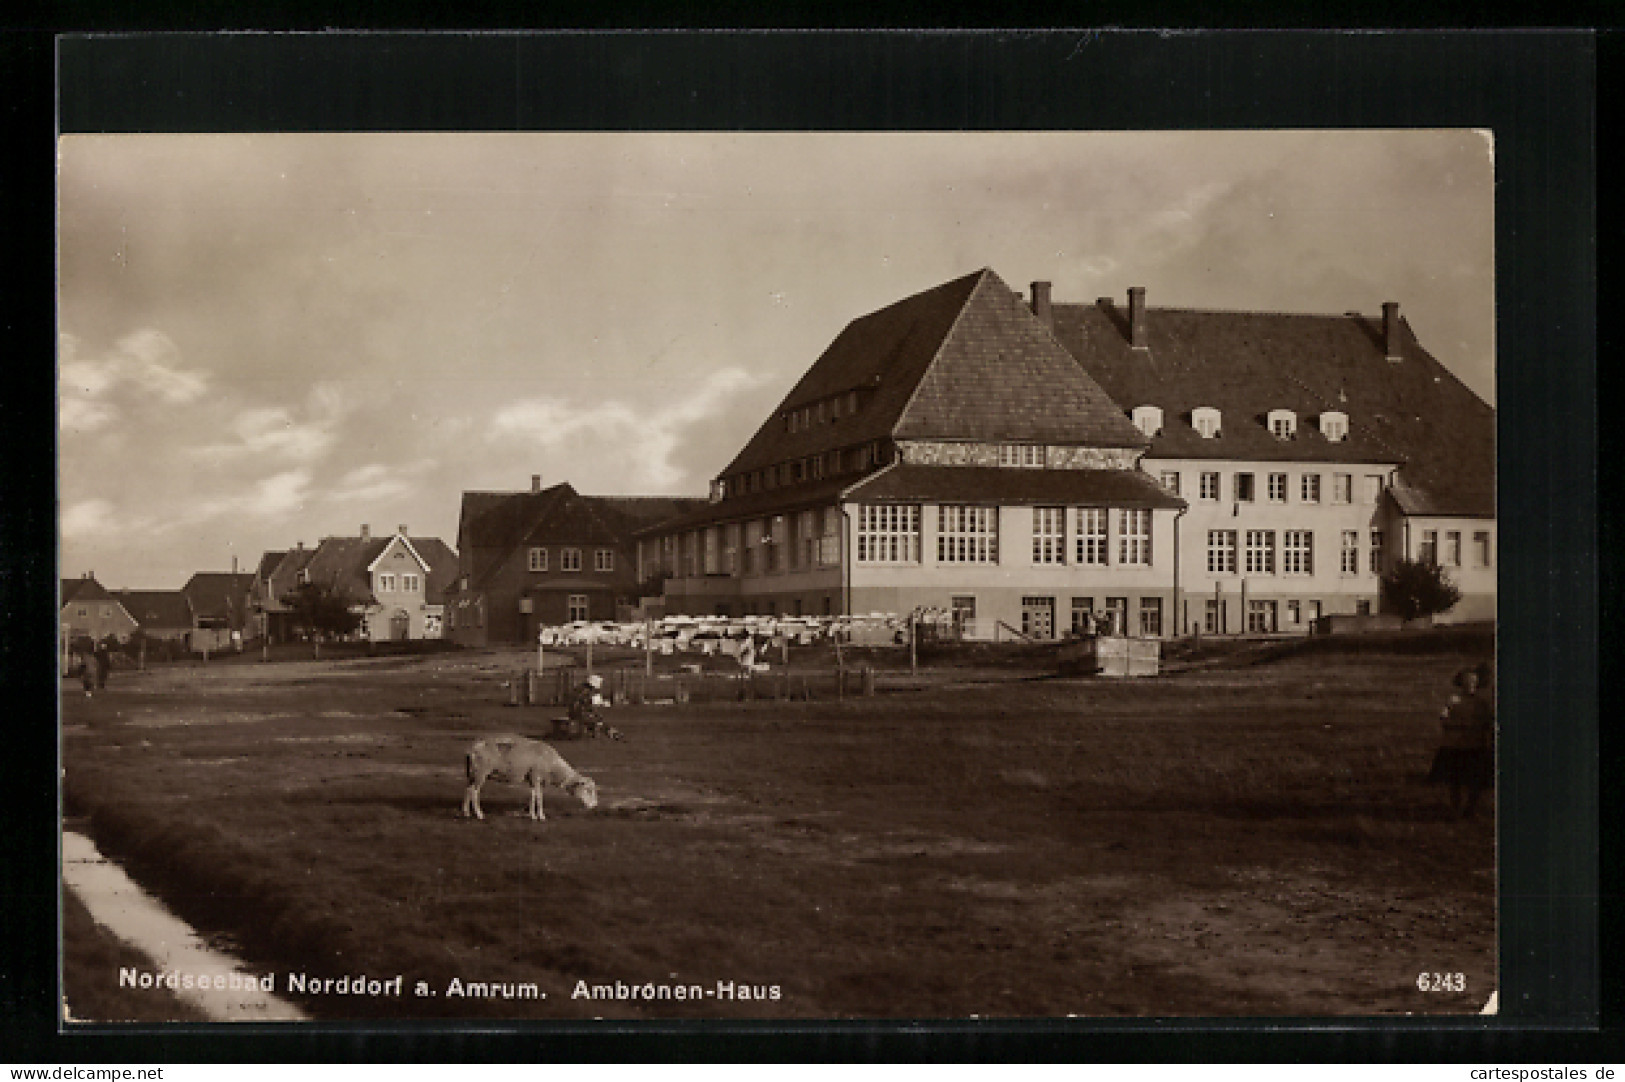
[61,499,119,541]
[324,461,432,504]
[192,382,350,464]
[488,367,759,489]
[59,395,119,434]
[179,468,314,528]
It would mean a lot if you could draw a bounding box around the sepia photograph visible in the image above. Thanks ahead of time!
[53,124,1508,1024]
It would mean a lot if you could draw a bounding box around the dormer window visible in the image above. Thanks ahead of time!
[1191,407,1222,440]
[1267,409,1297,440]
[1130,405,1164,439]
[1319,410,1349,442]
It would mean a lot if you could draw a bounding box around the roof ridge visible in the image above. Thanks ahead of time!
[887,269,998,439]
[1056,300,1391,322]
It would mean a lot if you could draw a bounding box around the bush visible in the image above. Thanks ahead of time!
[1380,558,1464,621]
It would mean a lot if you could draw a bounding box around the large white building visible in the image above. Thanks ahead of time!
[637,269,1495,637]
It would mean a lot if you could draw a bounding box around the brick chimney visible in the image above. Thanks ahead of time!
[1383,301,1402,361]
[531,474,543,493]
[360,523,371,541]
[1128,287,1149,350]
[1029,281,1053,329]
[398,524,409,537]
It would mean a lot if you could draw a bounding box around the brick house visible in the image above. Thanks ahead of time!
[637,268,1495,637]
[447,477,703,647]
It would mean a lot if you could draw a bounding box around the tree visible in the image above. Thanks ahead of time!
[1380,558,1463,622]
[280,580,363,642]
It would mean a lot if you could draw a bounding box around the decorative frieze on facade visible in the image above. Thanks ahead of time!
[897,440,1140,471]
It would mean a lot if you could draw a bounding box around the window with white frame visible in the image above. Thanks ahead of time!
[1139,597,1163,637]
[528,547,548,572]
[1319,411,1349,442]
[1268,472,1287,503]
[1207,529,1237,574]
[562,548,582,572]
[937,505,999,564]
[765,516,787,573]
[1267,409,1297,439]
[1370,529,1384,574]
[1070,596,1095,635]
[1283,530,1314,575]
[1192,406,1222,439]
[857,504,920,563]
[1160,471,1180,496]
[1032,507,1066,565]
[1340,530,1359,574]
[1075,508,1108,566]
[724,523,740,575]
[1332,473,1353,504]
[1131,405,1163,439]
[998,444,1045,468]
[820,507,841,566]
[798,510,818,567]
[1245,529,1276,574]
[1301,473,1321,503]
[1474,530,1493,567]
[1445,530,1462,566]
[1234,473,1255,502]
[596,549,615,573]
[1364,474,1385,504]
[568,594,589,622]
[1117,509,1151,566]
[403,574,419,592]
[703,529,720,575]
[378,573,396,592]
[1199,471,1220,501]
[1419,529,1438,565]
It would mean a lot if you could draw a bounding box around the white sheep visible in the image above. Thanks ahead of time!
[462,735,599,821]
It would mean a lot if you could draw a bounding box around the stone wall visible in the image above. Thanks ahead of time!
[897,441,1140,470]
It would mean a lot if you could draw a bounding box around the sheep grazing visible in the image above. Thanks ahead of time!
[462,735,599,822]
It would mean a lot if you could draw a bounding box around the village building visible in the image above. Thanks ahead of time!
[447,477,703,646]
[250,543,317,643]
[636,268,1495,637]
[113,590,196,648]
[181,571,257,652]
[59,575,138,657]
[292,525,459,642]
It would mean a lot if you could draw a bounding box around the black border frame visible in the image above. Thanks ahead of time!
[3,28,1603,1062]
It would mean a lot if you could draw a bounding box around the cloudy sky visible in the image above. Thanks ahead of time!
[58,130,1494,589]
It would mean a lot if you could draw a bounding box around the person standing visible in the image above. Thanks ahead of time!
[1427,663,1495,818]
[93,641,112,691]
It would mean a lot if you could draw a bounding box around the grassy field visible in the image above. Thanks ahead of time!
[61,631,1496,1021]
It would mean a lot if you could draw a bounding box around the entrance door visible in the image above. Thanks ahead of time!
[390,609,411,640]
[1020,596,1055,640]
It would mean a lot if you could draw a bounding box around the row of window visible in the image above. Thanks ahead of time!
[375,573,421,592]
[783,389,865,433]
[856,505,1154,567]
[1208,598,1344,635]
[527,548,615,573]
[723,441,888,500]
[1135,405,1349,443]
[1206,529,1334,576]
[1165,469,1385,506]
[659,510,843,579]
[1419,529,1494,569]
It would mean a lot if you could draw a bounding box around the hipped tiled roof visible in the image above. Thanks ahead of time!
[721,269,1147,478]
[847,464,1186,509]
[181,573,256,620]
[1051,300,1494,517]
[114,590,195,630]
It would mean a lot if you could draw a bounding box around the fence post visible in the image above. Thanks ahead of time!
[862,665,876,697]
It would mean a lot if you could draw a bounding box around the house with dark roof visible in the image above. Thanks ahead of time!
[59,575,138,658]
[181,571,257,652]
[447,476,704,646]
[251,543,318,643]
[113,590,196,645]
[295,524,459,641]
[636,268,1495,636]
